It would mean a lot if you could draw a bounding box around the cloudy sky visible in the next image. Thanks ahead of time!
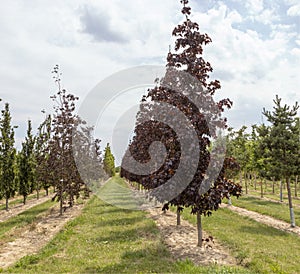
[0,0,299,156]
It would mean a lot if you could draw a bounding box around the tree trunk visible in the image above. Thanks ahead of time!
[280,180,283,202]
[23,195,27,205]
[5,197,9,211]
[239,172,242,188]
[245,172,248,195]
[295,175,298,198]
[37,189,40,200]
[272,177,275,194]
[60,197,63,216]
[197,212,202,247]
[264,178,267,193]
[45,188,49,196]
[260,180,263,198]
[286,177,296,227]
[59,184,63,215]
[228,194,232,205]
[254,174,257,190]
[177,207,181,226]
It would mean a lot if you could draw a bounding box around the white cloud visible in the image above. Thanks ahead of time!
[254,8,280,25]
[246,0,264,15]
[287,4,300,16]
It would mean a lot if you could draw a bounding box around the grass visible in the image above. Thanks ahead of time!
[177,206,300,274]
[0,200,54,241]
[231,195,300,224]
[0,190,52,211]
[5,176,252,273]
[238,179,300,206]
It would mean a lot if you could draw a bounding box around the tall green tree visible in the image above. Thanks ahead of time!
[0,103,17,210]
[103,143,115,177]
[226,126,251,193]
[35,114,52,197]
[262,95,299,227]
[18,120,36,204]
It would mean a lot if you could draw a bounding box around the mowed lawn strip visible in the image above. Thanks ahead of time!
[231,196,300,224]
[0,200,55,240]
[6,177,252,274]
[178,206,300,274]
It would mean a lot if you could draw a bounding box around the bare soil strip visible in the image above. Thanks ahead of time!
[221,204,300,236]
[0,196,51,223]
[147,207,236,266]
[0,202,84,269]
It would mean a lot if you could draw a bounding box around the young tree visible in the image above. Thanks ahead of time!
[103,143,115,177]
[226,126,251,193]
[35,114,52,197]
[0,103,17,210]
[121,0,242,246]
[72,124,104,197]
[262,95,299,227]
[18,120,36,204]
[49,65,84,215]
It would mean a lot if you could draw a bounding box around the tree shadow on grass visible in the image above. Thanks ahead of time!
[239,225,288,237]
[84,244,173,273]
[95,216,145,227]
[0,206,52,236]
[92,222,158,243]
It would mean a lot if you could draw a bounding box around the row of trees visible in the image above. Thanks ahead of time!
[0,65,115,214]
[226,97,299,226]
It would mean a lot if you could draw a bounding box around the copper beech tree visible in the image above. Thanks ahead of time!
[121,0,242,246]
[49,65,102,214]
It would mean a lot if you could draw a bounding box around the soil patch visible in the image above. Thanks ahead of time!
[221,204,300,236]
[0,196,51,223]
[0,202,84,269]
[147,207,236,266]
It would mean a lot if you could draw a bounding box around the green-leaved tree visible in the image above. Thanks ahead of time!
[262,95,299,227]
[103,143,115,177]
[18,120,36,204]
[0,103,17,210]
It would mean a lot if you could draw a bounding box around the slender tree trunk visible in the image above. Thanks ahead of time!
[286,177,295,227]
[280,180,283,202]
[264,178,267,193]
[295,175,298,198]
[272,177,275,194]
[37,189,40,200]
[228,194,232,205]
[23,195,27,205]
[245,172,248,195]
[260,180,263,198]
[45,188,49,196]
[5,197,9,211]
[254,174,257,190]
[177,206,181,226]
[197,212,202,247]
[60,197,63,215]
[239,172,242,188]
[59,184,63,216]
